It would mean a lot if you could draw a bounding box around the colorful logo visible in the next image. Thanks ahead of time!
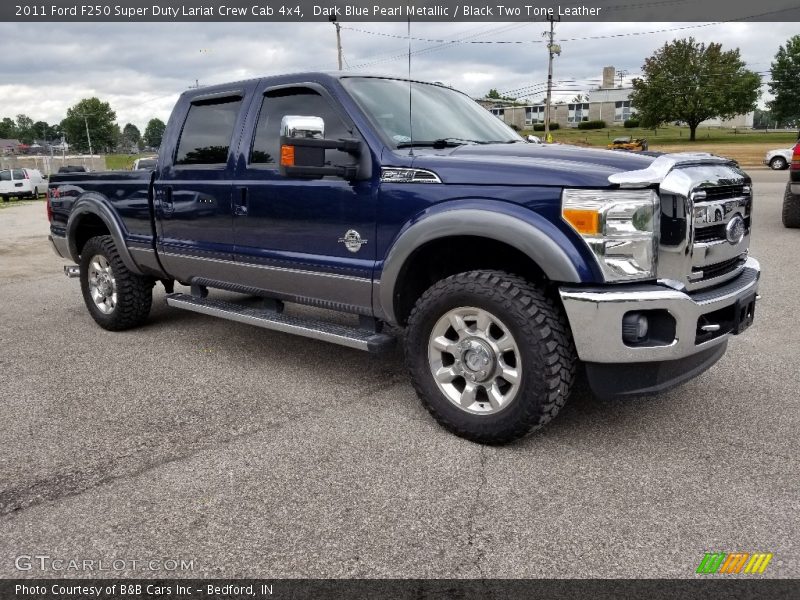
[696,552,773,574]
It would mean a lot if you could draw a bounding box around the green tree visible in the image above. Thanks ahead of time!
[0,117,17,138]
[630,38,760,141]
[768,34,800,126]
[60,97,117,153]
[486,88,518,103]
[30,121,55,143]
[15,114,35,144]
[121,123,142,150]
[143,118,166,148]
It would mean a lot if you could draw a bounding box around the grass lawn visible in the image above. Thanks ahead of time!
[534,125,797,146]
[0,198,44,209]
[525,126,798,166]
[104,154,140,170]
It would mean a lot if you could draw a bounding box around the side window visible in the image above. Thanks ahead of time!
[175,97,242,165]
[0,170,10,182]
[12,169,24,179]
[250,88,353,167]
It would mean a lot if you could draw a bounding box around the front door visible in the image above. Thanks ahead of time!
[232,84,377,314]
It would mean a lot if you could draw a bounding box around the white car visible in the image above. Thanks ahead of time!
[0,167,48,201]
[132,156,158,170]
[764,147,793,170]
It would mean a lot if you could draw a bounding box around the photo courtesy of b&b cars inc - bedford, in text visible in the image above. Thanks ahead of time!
[1,1,799,599]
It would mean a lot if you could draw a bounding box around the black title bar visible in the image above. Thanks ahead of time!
[2,579,800,600]
[3,0,800,22]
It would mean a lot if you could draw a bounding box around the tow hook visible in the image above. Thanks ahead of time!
[64,265,80,278]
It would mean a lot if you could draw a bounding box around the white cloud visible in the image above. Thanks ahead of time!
[0,21,794,130]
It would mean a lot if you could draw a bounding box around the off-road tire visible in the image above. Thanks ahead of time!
[782,183,800,228]
[405,270,577,444]
[79,235,154,331]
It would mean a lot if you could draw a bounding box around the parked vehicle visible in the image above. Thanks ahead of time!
[783,141,800,228]
[525,135,542,144]
[764,147,793,170]
[0,167,47,201]
[608,136,648,151]
[133,157,158,170]
[47,73,761,443]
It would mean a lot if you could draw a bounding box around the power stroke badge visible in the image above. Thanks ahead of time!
[338,230,368,253]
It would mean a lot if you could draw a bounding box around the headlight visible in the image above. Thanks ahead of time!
[562,188,659,282]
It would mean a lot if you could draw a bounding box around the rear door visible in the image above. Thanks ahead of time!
[231,83,377,314]
[154,88,253,282]
[10,169,26,195]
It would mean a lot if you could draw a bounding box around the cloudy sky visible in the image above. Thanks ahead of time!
[0,20,795,131]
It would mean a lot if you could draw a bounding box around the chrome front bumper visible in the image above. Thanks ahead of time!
[559,257,760,364]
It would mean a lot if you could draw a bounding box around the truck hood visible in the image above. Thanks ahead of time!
[407,143,658,188]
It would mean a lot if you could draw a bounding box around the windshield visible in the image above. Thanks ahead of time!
[341,77,522,148]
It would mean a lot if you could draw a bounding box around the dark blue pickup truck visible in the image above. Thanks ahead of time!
[47,72,760,443]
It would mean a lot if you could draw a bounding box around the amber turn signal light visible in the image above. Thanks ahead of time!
[563,208,600,235]
[280,145,295,167]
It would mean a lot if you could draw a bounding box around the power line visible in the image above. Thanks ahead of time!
[341,21,721,45]
[346,22,531,70]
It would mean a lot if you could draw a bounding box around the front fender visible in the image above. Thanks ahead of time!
[66,193,144,275]
[376,202,591,323]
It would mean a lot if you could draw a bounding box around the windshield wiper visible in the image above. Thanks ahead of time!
[397,137,485,149]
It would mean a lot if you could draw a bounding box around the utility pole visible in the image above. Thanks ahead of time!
[543,15,561,141]
[330,15,342,70]
[83,115,93,159]
[616,69,629,88]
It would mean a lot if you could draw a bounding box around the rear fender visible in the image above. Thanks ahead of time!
[66,193,144,275]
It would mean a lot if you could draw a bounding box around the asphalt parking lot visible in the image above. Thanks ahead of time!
[0,169,797,579]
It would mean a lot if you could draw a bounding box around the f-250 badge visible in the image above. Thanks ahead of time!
[338,230,368,253]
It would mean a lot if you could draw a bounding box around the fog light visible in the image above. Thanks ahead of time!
[622,312,649,343]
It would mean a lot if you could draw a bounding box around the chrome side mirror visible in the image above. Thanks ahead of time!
[281,115,325,140]
[278,115,363,180]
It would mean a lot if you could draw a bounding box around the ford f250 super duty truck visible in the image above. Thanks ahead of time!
[48,73,760,444]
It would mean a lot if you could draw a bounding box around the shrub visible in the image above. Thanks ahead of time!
[624,119,640,128]
[577,120,606,130]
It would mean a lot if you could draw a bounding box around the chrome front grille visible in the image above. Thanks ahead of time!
[689,187,751,285]
[701,184,747,201]
[691,255,747,282]
[656,161,752,292]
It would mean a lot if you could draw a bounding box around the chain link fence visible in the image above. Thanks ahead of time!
[0,154,106,175]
